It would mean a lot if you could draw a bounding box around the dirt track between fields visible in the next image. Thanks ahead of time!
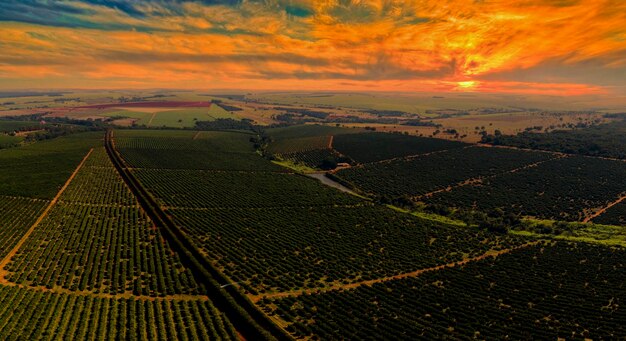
[583,193,626,223]
[251,241,541,302]
[0,148,94,282]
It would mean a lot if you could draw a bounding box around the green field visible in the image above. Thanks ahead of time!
[0,132,102,198]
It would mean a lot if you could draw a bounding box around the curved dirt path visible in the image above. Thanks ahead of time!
[251,241,540,302]
[0,148,94,281]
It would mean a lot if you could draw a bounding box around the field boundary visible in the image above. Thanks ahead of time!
[252,241,541,302]
[359,144,475,166]
[583,192,626,223]
[415,154,568,200]
[0,148,94,279]
[105,129,291,341]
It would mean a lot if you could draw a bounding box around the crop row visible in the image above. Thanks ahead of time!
[133,169,361,209]
[266,135,331,154]
[260,242,626,339]
[169,206,526,294]
[0,196,48,259]
[427,155,626,221]
[6,203,200,296]
[336,146,555,198]
[119,147,283,171]
[0,132,102,199]
[333,132,467,163]
[61,162,137,206]
[115,132,254,153]
[0,286,237,340]
[593,201,626,226]
[277,149,340,169]
[5,148,200,296]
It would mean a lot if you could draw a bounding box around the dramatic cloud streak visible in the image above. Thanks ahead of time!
[0,0,624,94]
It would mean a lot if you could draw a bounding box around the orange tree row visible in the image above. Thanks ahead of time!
[133,169,361,209]
[0,286,237,340]
[260,242,626,339]
[332,132,467,163]
[0,196,48,259]
[169,205,526,295]
[427,155,626,221]
[335,146,556,198]
[5,147,201,296]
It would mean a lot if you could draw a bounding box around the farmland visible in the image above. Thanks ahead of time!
[335,146,556,198]
[0,132,102,198]
[482,119,626,159]
[169,206,524,294]
[427,155,626,221]
[259,242,626,339]
[0,118,625,339]
[0,286,237,340]
[114,130,527,299]
[0,131,247,339]
[332,132,468,163]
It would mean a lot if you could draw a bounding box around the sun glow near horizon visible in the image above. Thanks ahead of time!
[0,1,624,96]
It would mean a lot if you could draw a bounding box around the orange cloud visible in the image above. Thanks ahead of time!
[0,0,624,96]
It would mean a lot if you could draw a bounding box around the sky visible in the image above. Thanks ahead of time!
[0,0,625,95]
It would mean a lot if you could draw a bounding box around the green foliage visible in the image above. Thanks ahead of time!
[5,147,200,296]
[333,132,467,163]
[266,124,358,140]
[482,119,626,159]
[0,134,23,149]
[0,132,102,198]
[0,196,48,259]
[0,286,237,340]
[170,205,525,294]
[428,156,626,221]
[134,170,361,208]
[261,242,626,339]
[115,130,282,171]
[266,135,330,154]
[336,146,553,198]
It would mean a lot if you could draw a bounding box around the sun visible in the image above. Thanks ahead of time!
[457,81,478,90]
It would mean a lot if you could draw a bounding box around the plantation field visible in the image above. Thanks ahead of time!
[5,147,200,296]
[336,146,555,198]
[170,206,525,294]
[260,242,626,339]
[115,130,284,171]
[593,201,626,226]
[332,132,468,163]
[0,132,102,198]
[1,125,621,339]
[266,124,359,140]
[427,155,626,221]
[266,135,331,154]
[483,119,626,159]
[115,130,527,298]
[0,196,48,259]
[134,169,361,208]
[0,286,237,340]
[276,149,341,169]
